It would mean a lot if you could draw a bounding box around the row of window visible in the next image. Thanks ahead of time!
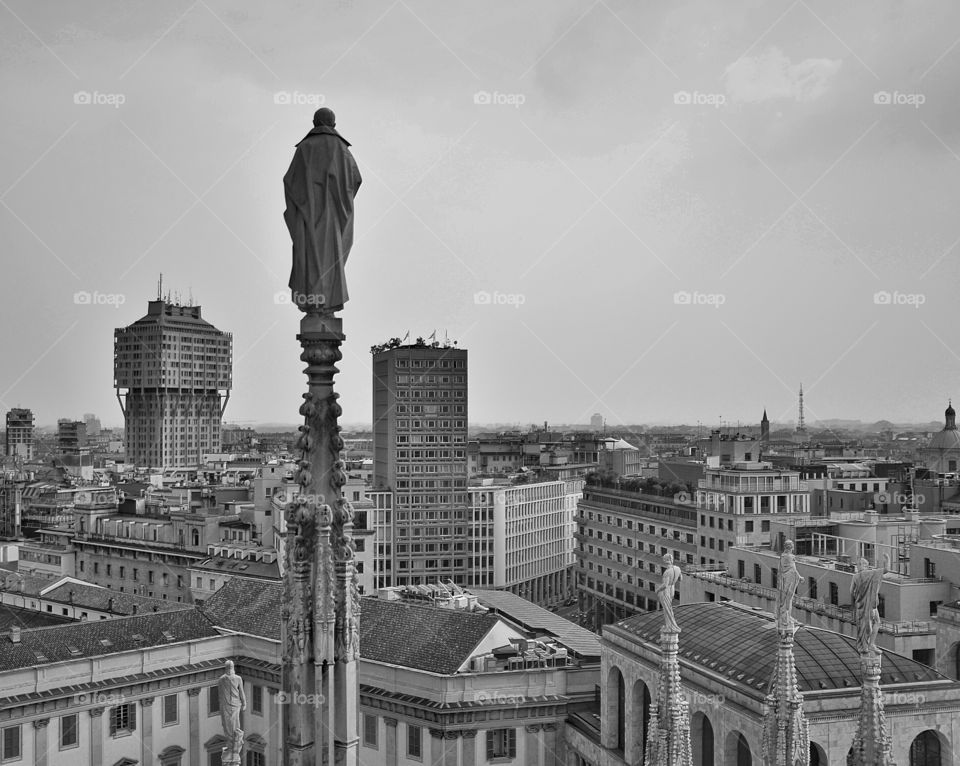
[0,684,269,762]
[362,714,516,759]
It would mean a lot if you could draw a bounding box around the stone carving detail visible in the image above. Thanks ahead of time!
[280,312,362,766]
[643,629,692,766]
[849,654,896,766]
[761,628,809,766]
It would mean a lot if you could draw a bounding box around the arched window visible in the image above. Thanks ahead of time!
[910,730,943,766]
[192,529,200,547]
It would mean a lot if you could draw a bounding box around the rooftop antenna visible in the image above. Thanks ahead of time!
[157,273,163,300]
[188,287,194,306]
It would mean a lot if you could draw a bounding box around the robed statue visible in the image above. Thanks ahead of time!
[284,107,362,314]
[776,540,801,634]
[218,660,247,761]
[851,554,889,655]
[656,553,683,633]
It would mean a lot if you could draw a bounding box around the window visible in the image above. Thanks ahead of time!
[109,703,136,736]
[1,726,18,760]
[246,753,265,766]
[163,694,178,725]
[808,577,818,599]
[407,724,422,759]
[60,714,78,749]
[363,714,377,748]
[209,686,220,715]
[486,728,516,759]
[829,581,839,606]
[754,564,762,584]
[252,686,263,715]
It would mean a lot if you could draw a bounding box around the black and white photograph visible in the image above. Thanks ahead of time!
[2,2,960,765]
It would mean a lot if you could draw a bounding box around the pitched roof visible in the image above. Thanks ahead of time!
[0,609,219,671]
[360,597,499,674]
[201,580,508,675]
[41,582,187,615]
[612,602,949,694]
[201,578,282,640]
[0,604,73,632]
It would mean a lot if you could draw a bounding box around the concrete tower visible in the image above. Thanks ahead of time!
[114,295,232,468]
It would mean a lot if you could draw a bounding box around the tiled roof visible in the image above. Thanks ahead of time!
[471,589,600,659]
[0,604,73,632]
[613,602,949,694]
[360,597,499,674]
[201,578,282,640]
[201,581,504,675]
[41,582,187,615]
[0,610,219,671]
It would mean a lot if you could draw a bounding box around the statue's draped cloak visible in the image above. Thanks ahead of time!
[284,126,362,310]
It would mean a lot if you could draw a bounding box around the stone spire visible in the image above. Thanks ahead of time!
[848,653,896,766]
[280,312,361,766]
[761,626,809,766]
[643,628,692,766]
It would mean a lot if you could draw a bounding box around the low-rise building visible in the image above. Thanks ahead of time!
[565,601,960,766]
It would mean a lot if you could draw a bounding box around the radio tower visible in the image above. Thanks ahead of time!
[794,384,809,444]
[797,384,805,432]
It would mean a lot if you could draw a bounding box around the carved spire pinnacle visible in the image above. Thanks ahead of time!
[762,627,809,766]
[848,653,896,766]
[643,630,692,766]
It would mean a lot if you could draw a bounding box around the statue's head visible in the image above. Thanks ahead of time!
[314,107,336,128]
[225,660,235,674]
[783,540,794,552]
[662,553,673,566]
[858,557,869,571]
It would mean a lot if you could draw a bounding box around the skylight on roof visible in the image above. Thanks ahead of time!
[66,645,82,656]
[161,630,175,641]
[99,639,113,648]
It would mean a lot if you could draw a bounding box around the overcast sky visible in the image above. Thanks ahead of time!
[1,0,959,430]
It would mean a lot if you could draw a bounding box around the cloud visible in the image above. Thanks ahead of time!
[723,47,842,103]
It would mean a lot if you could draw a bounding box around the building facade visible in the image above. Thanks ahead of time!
[114,299,232,469]
[4,409,34,460]
[371,343,469,586]
[576,487,698,629]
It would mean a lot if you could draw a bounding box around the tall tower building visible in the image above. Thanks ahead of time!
[760,408,770,443]
[371,341,468,587]
[114,297,232,468]
[4,408,35,459]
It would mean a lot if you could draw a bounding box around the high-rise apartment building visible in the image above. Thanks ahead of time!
[114,298,232,468]
[4,408,34,459]
[56,419,87,455]
[371,342,468,586]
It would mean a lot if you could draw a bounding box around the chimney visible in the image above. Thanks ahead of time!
[10,626,21,643]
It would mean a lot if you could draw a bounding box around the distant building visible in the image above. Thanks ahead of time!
[114,298,232,469]
[576,486,698,630]
[920,401,960,476]
[591,413,604,430]
[187,542,280,604]
[56,419,87,456]
[4,408,34,460]
[371,342,469,587]
[82,413,102,437]
[695,461,810,566]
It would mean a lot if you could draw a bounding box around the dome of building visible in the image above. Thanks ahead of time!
[614,602,946,693]
[928,429,960,452]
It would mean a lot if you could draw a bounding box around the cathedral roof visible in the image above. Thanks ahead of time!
[611,602,947,694]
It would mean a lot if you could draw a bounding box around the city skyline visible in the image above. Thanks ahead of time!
[2,2,960,430]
